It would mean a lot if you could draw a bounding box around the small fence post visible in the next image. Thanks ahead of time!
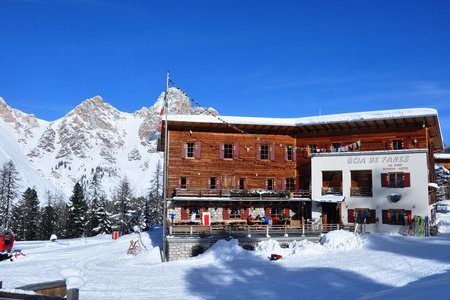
[302,223,305,236]
[190,226,193,236]
[266,225,270,237]
[284,224,288,237]
[169,225,173,236]
[247,225,251,238]
[67,288,79,300]
[337,224,340,230]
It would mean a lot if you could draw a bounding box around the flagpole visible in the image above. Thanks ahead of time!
[162,71,169,262]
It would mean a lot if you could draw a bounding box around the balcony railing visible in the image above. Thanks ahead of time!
[350,187,373,197]
[173,188,312,199]
[321,187,343,196]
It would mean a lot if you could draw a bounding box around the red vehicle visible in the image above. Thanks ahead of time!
[0,229,15,261]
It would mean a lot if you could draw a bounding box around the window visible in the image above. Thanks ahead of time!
[224,144,233,159]
[210,177,217,189]
[186,142,195,158]
[260,144,270,160]
[189,207,200,219]
[348,208,376,224]
[180,177,188,189]
[381,172,410,188]
[355,208,369,224]
[267,178,274,191]
[230,208,241,219]
[389,209,405,225]
[239,178,246,190]
[285,178,295,191]
[389,173,403,188]
[271,207,282,218]
[350,170,373,197]
[392,140,403,150]
[286,146,294,161]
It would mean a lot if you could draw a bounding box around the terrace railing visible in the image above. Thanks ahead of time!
[321,187,343,196]
[173,188,305,199]
[350,187,373,197]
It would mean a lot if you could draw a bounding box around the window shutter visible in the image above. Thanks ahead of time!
[265,179,268,190]
[217,180,221,190]
[368,209,376,224]
[294,178,299,191]
[181,207,189,220]
[402,139,408,149]
[234,143,239,160]
[281,178,286,191]
[207,178,210,189]
[243,208,249,219]
[187,177,191,189]
[293,147,297,161]
[195,142,201,159]
[404,210,412,225]
[403,173,411,187]
[347,209,355,223]
[381,173,389,187]
[256,144,261,160]
[177,177,181,188]
[264,207,271,217]
[180,142,186,159]
[270,143,275,161]
[284,147,288,161]
[223,208,230,220]
[382,210,389,224]
[219,143,224,160]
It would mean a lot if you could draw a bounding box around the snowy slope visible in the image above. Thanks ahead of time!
[2,228,450,299]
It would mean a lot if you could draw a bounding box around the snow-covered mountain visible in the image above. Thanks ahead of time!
[0,88,217,200]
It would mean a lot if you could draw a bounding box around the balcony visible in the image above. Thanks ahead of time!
[321,187,343,196]
[350,187,373,197]
[173,188,311,199]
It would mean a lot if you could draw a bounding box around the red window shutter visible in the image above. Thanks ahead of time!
[281,178,286,191]
[256,144,261,160]
[223,208,230,220]
[181,207,189,220]
[207,178,210,189]
[347,209,355,223]
[180,142,186,159]
[403,173,411,187]
[294,178,299,191]
[382,210,389,224]
[381,173,389,187]
[293,147,297,161]
[284,147,288,161]
[404,210,412,225]
[195,142,201,159]
[242,208,249,219]
[402,139,408,149]
[264,207,271,217]
[234,143,239,160]
[283,208,290,217]
[270,143,275,161]
[368,209,376,224]
[264,179,268,190]
[219,143,224,160]
[187,177,191,189]
[177,177,181,188]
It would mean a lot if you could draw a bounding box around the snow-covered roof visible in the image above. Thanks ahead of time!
[167,108,438,127]
[435,153,450,160]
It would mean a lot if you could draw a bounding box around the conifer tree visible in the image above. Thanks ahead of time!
[38,193,57,240]
[0,160,20,230]
[54,194,69,238]
[147,161,164,227]
[111,177,134,234]
[66,182,87,238]
[10,188,40,240]
[10,202,25,240]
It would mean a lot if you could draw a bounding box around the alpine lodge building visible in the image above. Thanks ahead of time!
[158,108,444,260]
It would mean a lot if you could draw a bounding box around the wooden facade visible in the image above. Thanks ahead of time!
[160,109,443,228]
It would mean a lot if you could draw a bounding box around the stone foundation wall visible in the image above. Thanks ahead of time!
[166,237,299,261]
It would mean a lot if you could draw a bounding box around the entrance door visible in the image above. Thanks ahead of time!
[321,203,341,225]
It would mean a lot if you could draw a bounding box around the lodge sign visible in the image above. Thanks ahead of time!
[347,155,410,165]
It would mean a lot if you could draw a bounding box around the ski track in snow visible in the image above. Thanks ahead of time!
[2,227,450,299]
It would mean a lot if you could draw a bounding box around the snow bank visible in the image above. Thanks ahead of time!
[254,230,366,260]
[320,230,366,250]
[60,267,85,289]
[436,213,450,233]
[197,239,245,262]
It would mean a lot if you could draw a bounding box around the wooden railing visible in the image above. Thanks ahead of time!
[321,187,343,195]
[173,188,309,199]
[290,190,311,198]
[168,222,343,238]
[0,280,78,300]
[350,187,373,197]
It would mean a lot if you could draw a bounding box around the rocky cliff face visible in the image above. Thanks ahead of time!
[0,88,216,199]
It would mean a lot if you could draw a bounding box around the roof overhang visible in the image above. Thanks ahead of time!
[312,195,345,203]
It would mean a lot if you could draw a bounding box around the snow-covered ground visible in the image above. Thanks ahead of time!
[2,216,450,299]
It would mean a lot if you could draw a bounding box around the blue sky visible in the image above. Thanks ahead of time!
[1,0,450,144]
